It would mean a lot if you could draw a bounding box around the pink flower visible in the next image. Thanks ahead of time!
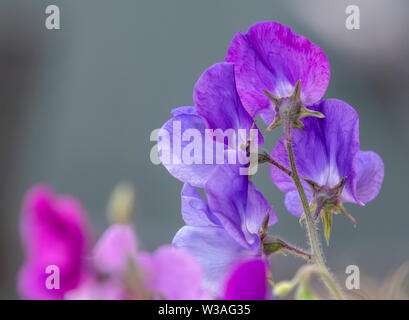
[67,224,210,300]
[18,185,92,299]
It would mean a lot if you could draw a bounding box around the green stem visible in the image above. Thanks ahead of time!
[284,117,344,300]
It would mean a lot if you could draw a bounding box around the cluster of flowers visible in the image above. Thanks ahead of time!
[18,21,384,300]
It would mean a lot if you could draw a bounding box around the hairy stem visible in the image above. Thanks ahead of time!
[284,117,344,300]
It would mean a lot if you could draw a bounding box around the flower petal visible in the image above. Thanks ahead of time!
[246,181,277,233]
[222,259,267,300]
[170,106,198,116]
[173,226,255,297]
[284,190,312,218]
[205,164,259,250]
[141,245,209,300]
[18,185,92,299]
[93,225,138,275]
[354,151,384,204]
[65,276,126,300]
[158,111,216,188]
[194,62,263,145]
[181,183,220,227]
[226,21,330,123]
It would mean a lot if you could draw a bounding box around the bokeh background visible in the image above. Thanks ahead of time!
[1,0,408,299]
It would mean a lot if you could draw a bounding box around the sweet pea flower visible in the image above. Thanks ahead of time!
[223,259,268,300]
[173,164,277,297]
[18,185,92,299]
[158,62,262,188]
[226,21,330,126]
[68,224,210,300]
[270,99,384,240]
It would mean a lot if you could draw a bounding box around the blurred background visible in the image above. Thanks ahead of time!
[0,0,408,298]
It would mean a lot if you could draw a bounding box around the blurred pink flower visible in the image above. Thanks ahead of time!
[67,224,210,299]
[18,184,93,299]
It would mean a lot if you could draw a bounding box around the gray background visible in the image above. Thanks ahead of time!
[0,0,408,298]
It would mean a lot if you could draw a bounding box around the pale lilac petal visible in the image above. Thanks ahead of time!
[18,185,92,299]
[65,276,126,300]
[226,21,330,122]
[284,190,313,218]
[158,111,216,188]
[141,245,208,300]
[246,181,277,233]
[194,62,263,145]
[170,106,197,116]
[181,183,220,227]
[205,164,259,250]
[93,224,138,275]
[222,259,267,300]
[173,226,255,297]
[354,151,384,204]
[270,99,360,203]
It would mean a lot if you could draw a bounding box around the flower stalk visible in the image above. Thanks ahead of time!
[284,115,344,300]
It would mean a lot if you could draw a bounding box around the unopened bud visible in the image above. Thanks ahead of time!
[108,182,135,225]
[273,281,295,297]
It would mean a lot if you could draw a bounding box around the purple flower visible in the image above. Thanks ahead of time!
[226,21,330,125]
[18,185,93,300]
[68,224,209,300]
[222,259,268,300]
[270,99,384,222]
[173,164,277,297]
[158,62,262,188]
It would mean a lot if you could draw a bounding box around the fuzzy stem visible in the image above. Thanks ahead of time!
[284,117,344,300]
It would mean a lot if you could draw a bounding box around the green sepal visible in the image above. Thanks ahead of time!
[263,237,285,255]
[299,106,325,120]
[322,209,333,246]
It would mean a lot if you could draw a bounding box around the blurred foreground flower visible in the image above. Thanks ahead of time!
[18,185,208,300]
[18,185,92,299]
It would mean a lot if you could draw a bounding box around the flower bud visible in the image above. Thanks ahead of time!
[273,281,295,297]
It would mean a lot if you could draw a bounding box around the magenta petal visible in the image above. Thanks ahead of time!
[93,225,138,275]
[18,185,92,299]
[141,245,208,300]
[355,151,384,203]
[223,259,267,300]
[226,21,330,122]
[173,226,254,297]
